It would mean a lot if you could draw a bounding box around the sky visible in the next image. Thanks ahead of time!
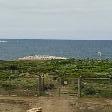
[0,0,112,40]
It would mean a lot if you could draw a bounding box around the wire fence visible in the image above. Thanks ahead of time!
[0,76,38,96]
[80,78,112,97]
[58,77,112,98]
[0,75,59,96]
[0,76,112,98]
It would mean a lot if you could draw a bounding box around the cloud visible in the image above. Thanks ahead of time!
[0,0,112,39]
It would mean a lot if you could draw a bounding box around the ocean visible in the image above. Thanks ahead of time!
[0,39,112,60]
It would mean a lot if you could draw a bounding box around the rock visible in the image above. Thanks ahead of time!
[27,107,42,112]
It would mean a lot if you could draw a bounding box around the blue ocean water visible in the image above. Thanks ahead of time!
[0,39,112,60]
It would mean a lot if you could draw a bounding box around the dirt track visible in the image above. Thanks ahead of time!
[29,97,74,112]
[0,96,75,112]
[0,96,112,112]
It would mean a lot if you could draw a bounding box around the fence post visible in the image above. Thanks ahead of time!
[58,77,61,97]
[38,75,42,96]
[9,76,11,96]
[41,74,44,93]
[78,76,81,97]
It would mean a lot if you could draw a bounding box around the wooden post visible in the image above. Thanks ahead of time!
[9,76,11,96]
[36,77,39,96]
[59,87,61,97]
[78,77,81,97]
[58,77,61,97]
[38,75,42,96]
[41,74,44,94]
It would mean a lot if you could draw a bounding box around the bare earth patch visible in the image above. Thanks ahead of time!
[0,98,29,112]
[72,98,112,112]
[0,96,112,112]
[0,96,74,112]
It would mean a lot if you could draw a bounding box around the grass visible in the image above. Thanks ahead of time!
[0,59,112,97]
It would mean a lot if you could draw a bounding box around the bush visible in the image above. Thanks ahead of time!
[1,82,17,90]
[43,84,55,91]
[82,86,96,95]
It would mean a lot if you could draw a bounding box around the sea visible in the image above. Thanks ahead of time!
[0,39,112,60]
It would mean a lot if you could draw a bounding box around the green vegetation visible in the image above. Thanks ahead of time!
[0,59,112,96]
[0,59,112,79]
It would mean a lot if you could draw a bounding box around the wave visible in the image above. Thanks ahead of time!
[18,55,67,60]
[0,40,7,43]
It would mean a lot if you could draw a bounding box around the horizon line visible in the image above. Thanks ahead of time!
[0,38,112,41]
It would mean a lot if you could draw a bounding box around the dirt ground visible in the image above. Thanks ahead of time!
[0,96,112,112]
[0,103,26,112]
[72,98,112,112]
[0,96,75,112]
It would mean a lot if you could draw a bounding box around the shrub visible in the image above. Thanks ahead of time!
[82,86,96,95]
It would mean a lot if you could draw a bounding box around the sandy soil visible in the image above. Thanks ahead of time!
[0,96,112,112]
[0,97,29,112]
[0,103,26,112]
[72,98,112,112]
[0,96,75,112]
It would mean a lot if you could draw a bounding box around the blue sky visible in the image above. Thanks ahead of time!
[0,0,112,40]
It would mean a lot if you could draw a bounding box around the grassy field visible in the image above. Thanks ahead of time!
[0,59,112,97]
[0,59,112,112]
[0,59,112,77]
